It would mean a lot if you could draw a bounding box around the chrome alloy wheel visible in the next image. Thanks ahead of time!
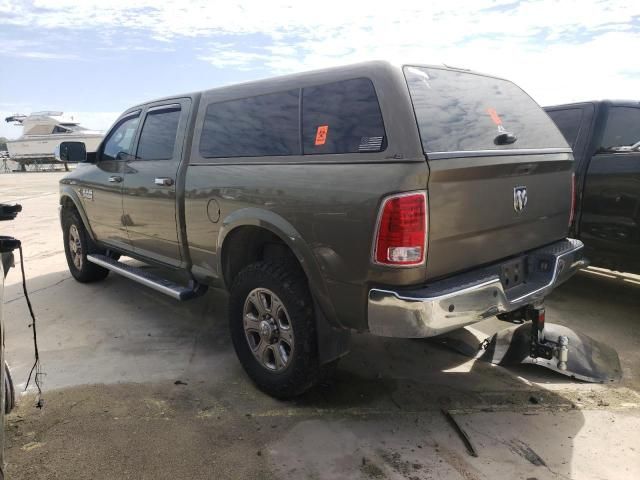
[68,224,83,270]
[243,288,294,372]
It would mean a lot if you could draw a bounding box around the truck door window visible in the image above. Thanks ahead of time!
[546,108,583,148]
[600,107,640,151]
[102,114,140,161]
[199,90,299,158]
[136,106,181,160]
[302,78,386,155]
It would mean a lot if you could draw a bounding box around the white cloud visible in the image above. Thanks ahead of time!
[16,51,80,60]
[0,38,81,59]
[0,0,638,105]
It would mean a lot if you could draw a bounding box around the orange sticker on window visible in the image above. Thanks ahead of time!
[315,125,329,146]
[487,108,502,125]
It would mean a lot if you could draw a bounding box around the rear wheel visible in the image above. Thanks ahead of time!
[62,210,109,282]
[229,261,322,398]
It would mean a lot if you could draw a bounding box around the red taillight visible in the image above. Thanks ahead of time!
[569,172,576,228]
[374,192,427,266]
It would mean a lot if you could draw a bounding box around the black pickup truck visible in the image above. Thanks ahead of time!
[545,101,640,274]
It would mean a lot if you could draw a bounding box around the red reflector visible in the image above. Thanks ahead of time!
[569,172,576,227]
[374,192,427,266]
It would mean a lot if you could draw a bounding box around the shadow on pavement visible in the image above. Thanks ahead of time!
[4,265,638,479]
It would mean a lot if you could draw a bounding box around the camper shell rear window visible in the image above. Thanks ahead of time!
[403,66,567,154]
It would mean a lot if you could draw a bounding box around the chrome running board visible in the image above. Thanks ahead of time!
[87,254,206,301]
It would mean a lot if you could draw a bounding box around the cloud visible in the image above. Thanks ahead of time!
[0,0,638,105]
[0,38,81,60]
[14,51,80,60]
[3,1,636,41]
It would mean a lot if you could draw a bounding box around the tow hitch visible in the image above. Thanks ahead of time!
[438,304,621,383]
[503,306,569,370]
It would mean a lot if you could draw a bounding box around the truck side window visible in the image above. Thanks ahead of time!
[137,107,181,161]
[601,107,640,150]
[302,78,386,155]
[546,108,583,148]
[102,114,140,161]
[199,90,299,158]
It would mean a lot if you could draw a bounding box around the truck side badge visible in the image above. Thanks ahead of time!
[80,187,93,201]
[514,186,527,213]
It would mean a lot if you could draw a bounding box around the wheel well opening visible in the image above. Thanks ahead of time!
[221,226,302,288]
[60,196,78,214]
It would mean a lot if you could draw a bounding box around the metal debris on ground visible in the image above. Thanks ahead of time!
[441,409,478,457]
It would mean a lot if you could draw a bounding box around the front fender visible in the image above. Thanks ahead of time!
[217,207,341,329]
[59,186,96,242]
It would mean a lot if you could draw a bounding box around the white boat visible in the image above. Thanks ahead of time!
[4,112,103,169]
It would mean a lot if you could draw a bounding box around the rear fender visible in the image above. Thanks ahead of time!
[218,208,350,363]
[218,207,340,330]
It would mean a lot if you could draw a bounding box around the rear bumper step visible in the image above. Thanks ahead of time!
[367,238,586,338]
[87,254,206,301]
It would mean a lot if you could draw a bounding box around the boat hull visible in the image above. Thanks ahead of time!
[6,134,103,161]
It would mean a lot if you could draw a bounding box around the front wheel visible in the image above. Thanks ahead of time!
[229,261,322,399]
[62,210,109,282]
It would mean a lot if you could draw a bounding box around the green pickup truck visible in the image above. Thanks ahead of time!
[57,61,585,398]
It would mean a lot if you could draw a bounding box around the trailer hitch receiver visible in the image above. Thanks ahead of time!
[526,306,569,370]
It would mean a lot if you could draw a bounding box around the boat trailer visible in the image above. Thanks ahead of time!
[437,305,621,383]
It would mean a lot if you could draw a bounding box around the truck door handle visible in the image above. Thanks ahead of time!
[109,175,123,183]
[154,177,174,187]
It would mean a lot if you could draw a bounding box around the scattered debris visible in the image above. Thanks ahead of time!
[441,409,478,457]
[379,449,423,477]
[21,441,44,451]
[360,457,385,479]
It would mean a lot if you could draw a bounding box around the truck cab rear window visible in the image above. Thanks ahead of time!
[404,66,567,154]
[199,90,299,158]
[302,78,386,154]
[601,107,640,151]
[137,107,181,161]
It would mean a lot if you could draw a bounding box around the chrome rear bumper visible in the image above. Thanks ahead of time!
[367,238,586,338]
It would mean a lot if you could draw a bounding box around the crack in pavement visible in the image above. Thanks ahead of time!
[463,423,573,480]
[5,276,72,304]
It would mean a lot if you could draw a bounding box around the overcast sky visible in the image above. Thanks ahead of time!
[1,0,638,139]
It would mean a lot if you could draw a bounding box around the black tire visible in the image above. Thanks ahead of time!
[62,209,109,282]
[229,261,323,399]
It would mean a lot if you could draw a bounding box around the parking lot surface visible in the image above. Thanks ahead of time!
[2,172,639,479]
